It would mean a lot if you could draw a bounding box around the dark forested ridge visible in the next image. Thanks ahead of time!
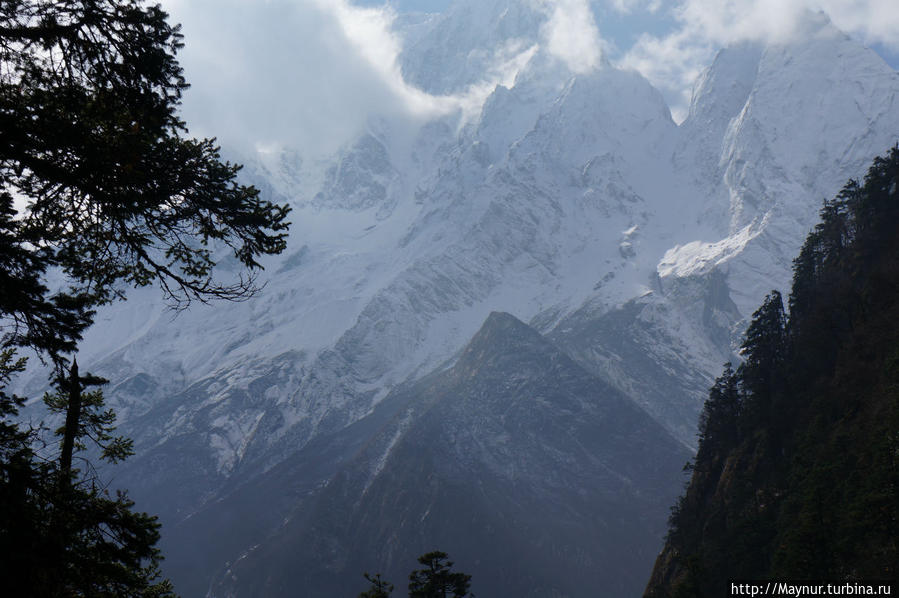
[644,148,899,597]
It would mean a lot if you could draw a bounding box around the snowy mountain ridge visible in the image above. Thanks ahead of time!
[18,3,899,539]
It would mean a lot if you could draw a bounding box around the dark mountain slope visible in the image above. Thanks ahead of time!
[208,312,689,597]
[645,148,899,597]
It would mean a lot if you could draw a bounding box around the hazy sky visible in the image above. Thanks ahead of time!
[160,0,899,156]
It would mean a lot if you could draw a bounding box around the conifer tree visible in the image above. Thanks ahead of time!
[358,572,394,598]
[738,290,787,425]
[0,0,290,363]
[0,355,176,597]
[408,551,472,598]
[695,363,740,464]
[0,1,291,595]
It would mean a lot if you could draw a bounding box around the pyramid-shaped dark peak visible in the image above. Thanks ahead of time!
[482,310,528,330]
[471,311,539,343]
[457,311,558,372]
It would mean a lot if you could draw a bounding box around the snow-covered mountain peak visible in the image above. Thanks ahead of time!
[400,0,545,95]
[661,20,899,320]
[726,21,898,216]
[533,67,674,156]
[471,54,673,177]
[788,8,843,41]
[398,0,611,103]
[685,42,763,131]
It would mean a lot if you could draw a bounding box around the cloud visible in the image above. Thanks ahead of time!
[619,0,899,121]
[160,0,549,157]
[158,0,897,150]
[621,29,709,122]
[160,0,449,157]
[607,0,663,14]
[815,0,899,49]
[673,0,899,48]
[538,0,604,73]
[317,0,448,118]
[674,0,810,45]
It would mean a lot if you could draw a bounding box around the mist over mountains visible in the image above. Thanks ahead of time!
[19,1,899,595]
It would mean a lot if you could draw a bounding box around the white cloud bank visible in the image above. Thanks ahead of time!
[160,0,609,156]
[674,0,899,48]
[539,0,604,73]
[162,0,444,156]
[619,0,899,121]
[160,0,898,151]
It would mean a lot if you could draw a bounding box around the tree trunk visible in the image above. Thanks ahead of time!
[59,359,82,485]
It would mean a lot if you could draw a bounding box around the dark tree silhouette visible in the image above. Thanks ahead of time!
[696,362,740,464]
[358,572,394,598]
[408,551,472,598]
[0,1,292,595]
[0,0,290,363]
